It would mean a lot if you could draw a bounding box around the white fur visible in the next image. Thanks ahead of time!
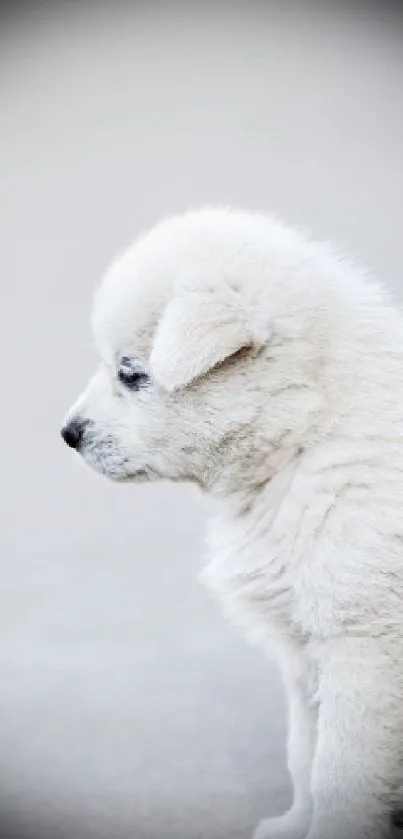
[64,208,403,838]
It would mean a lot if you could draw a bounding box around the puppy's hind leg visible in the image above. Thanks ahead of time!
[254,644,317,839]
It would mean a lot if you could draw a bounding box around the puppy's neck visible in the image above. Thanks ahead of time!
[206,436,303,518]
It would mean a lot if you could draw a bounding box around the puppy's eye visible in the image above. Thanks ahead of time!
[118,357,150,390]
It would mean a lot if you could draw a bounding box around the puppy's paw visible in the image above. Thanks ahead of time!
[253,810,310,839]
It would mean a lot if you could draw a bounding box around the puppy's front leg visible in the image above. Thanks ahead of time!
[306,639,402,839]
[254,643,317,839]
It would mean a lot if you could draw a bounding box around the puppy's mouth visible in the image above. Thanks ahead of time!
[113,468,150,483]
[80,434,150,483]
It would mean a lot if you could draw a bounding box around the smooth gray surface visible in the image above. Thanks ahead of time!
[1,2,403,837]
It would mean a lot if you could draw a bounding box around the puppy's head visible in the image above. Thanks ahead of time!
[62,209,321,491]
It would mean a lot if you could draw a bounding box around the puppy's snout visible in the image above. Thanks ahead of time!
[61,417,87,450]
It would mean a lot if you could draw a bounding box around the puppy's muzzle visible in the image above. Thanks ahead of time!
[61,417,88,450]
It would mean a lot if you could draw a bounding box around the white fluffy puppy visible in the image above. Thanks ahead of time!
[62,208,403,839]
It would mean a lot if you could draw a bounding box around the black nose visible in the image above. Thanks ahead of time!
[61,418,86,450]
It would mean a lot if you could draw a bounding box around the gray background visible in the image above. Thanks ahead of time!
[1,2,403,837]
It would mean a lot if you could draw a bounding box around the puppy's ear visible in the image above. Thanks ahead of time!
[150,288,271,391]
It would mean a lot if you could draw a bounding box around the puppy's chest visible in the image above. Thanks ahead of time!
[203,481,331,642]
[204,527,299,640]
